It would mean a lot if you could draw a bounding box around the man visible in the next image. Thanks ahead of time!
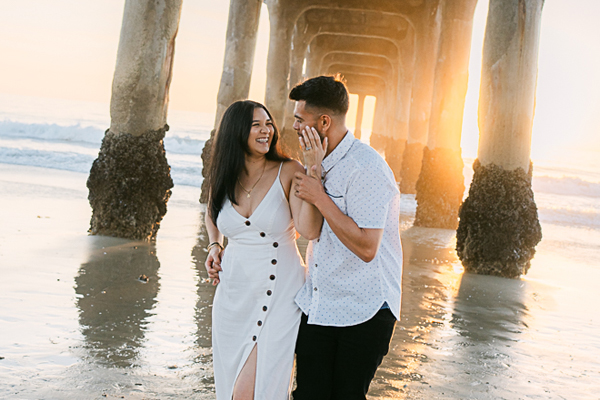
[291,75,403,399]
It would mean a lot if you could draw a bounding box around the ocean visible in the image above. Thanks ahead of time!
[2,93,600,232]
[1,93,599,399]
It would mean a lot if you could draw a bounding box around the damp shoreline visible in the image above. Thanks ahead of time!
[0,163,598,399]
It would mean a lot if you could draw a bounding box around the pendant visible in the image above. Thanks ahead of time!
[247,193,251,198]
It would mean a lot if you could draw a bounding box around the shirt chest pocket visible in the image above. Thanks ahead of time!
[326,190,346,215]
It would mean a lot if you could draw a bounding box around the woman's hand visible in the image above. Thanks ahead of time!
[205,246,223,285]
[299,126,328,178]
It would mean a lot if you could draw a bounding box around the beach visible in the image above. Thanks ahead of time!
[1,162,599,399]
[1,94,600,398]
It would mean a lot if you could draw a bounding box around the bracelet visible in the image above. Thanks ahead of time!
[206,242,223,252]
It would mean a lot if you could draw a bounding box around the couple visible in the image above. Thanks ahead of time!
[204,76,403,400]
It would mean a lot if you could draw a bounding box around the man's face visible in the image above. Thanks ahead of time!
[292,100,325,141]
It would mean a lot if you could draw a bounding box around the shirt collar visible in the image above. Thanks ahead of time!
[322,130,355,174]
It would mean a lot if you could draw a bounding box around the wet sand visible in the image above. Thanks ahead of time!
[1,163,599,399]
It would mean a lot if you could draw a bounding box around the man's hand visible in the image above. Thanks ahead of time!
[205,247,223,285]
[294,166,326,206]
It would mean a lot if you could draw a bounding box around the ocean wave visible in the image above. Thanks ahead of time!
[533,175,600,198]
[164,136,206,155]
[0,146,95,174]
[0,120,105,146]
[0,145,203,188]
[538,206,600,230]
[0,120,208,156]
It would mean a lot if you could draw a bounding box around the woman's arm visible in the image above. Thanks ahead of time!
[288,127,326,240]
[288,162,323,240]
[204,208,224,285]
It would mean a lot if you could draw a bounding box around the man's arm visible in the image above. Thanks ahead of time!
[294,172,383,262]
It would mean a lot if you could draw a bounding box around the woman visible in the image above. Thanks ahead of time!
[204,100,325,399]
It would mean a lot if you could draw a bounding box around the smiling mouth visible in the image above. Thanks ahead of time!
[256,138,269,143]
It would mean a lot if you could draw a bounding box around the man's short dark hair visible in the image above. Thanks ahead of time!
[289,75,349,116]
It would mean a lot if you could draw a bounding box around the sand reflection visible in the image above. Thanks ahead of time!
[367,226,529,399]
[190,211,217,390]
[75,237,160,368]
[366,227,462,397]
[452,273,527,343]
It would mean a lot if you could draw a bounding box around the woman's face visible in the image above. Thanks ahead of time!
[247,107,274,156]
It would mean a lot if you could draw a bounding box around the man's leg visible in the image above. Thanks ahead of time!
[293,313,338,400]
[331,309,397,400]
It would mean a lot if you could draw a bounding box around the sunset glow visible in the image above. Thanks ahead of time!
[1,1,599,161]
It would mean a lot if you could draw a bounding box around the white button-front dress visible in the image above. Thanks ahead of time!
[213,164,306,399]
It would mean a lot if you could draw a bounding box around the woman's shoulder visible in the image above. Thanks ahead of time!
[281,159,304,175]
[278,160,303,186]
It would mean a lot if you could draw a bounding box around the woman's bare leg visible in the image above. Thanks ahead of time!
[232,345,257,400]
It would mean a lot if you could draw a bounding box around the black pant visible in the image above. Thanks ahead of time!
[292,309,397,400]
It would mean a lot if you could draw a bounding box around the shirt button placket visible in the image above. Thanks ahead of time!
[310,254,320,316]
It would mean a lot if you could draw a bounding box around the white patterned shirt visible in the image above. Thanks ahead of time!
[295,131,403,327]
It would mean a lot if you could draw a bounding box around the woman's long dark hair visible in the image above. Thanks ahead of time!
[207,100,290,224]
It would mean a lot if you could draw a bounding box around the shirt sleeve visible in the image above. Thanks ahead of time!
[346,163,399,229]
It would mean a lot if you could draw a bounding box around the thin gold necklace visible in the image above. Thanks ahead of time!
[238,160,267,198]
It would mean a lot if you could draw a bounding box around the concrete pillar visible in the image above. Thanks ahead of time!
[386,45,415,183]
[265,1,294,138]
[370,86,405,182]
[385,123,407,184]
[401,2,443,194]
[87,0,182,240]
[282,33,309,159]
[414,0,478,229]
[354,93,366,140]
[213,0,263,127]
[305,45,324,78]
[456,0,544,278]
[370,96,387,153]
[199,0,262,203]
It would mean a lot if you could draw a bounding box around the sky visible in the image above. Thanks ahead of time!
[1,0,599,161]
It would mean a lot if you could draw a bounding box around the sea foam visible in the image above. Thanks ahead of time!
[0,120,207,188]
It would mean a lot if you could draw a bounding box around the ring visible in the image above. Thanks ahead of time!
[305,146,312,150]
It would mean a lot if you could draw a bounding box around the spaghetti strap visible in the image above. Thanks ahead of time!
[277,162,284,178]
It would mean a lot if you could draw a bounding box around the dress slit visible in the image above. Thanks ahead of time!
[231,343,258,400]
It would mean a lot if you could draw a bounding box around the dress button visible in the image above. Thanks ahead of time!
[260,232,266,237]
[315,263,318,268]
[266,290,272,296]
[262,306,267,311]
[245,220,251,226]
[252,335,257,341]
[270,275,276,280]
[273,242,279,248]
[271,259,277,265]
[257,320,262,326]
[314,287,318,291]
